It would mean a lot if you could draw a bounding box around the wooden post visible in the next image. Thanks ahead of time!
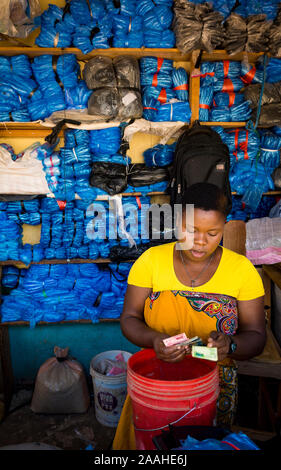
[189,50,201,124]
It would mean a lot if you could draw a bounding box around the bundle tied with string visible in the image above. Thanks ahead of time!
[173,0,225,54]
[220,127,260,167]
[29,54,83,121]
[200,60,251,122]
[35,4,73,48]
[140,57,191,122]
[112,11,144,48]
[136,0,175,47]
[0,54,38,121]
[223,13,271,55]
[143,142,176,167]
[259,130,281,174]
[84,55,142,121]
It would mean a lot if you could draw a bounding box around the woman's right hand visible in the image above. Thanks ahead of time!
[153,334,190,363]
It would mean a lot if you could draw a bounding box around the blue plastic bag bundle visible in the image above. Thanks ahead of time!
[91,153,130,165]
[200,62,216,87]
[210,101,252,122]
[136,0,174,47]
[265,58,281,83]
[112,14,144,48]
[72,19,112,54]
[35,4,72,48]
[29,54,80,120]
[1,55,33,79]
[230,160,275,211]
[222,127,260,166]
[60,145,92,165]
[143,142,176,167]
[155,101,191,122]
[227,195,248,222]
[199,86,214,121]
[64,80,92,110]
[213,92,245,108]
[215,60,242,79]
[140,57,174,88]
[1,266,23,289]
[144,28,175,48]
[234,0,279,21]
[240,62,264,85]
[175,431,259,450]
[142,86,176,105]
[70,0,106,24]
[64,129,90,149]
[140,58,191,122]
[172,67,189,102]
[89,127,121,156]
[6,200,40,213]
[259,130,281,173]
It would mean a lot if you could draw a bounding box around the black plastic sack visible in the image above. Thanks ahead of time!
[269,5,281,57]
[223,13,271,55]
[173,1,225,54]
[83,56,116,89]
[272,165,281,189]
[127,163,171,187]
[113,56,140,89]
[251,103,281,127]
[90,161,128,195]
[243,82,281,108]
[87,87,142,120]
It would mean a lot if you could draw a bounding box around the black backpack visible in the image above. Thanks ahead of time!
[169,121,232,212]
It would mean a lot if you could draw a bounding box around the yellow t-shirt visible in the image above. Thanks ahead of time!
[128,242,265,301]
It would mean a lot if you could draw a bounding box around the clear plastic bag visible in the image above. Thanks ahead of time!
[0,0,41,38]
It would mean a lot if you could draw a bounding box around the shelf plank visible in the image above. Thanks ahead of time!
[0,47,265,62]
[0,258,136,267]
[0,46,191,61]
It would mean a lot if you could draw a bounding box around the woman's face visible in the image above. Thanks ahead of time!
[178,208,225,262]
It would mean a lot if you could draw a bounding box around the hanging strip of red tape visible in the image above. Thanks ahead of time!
[135,196,141,209]
[56,200,67,210]
[241,66,256,84]
[152,57,164,87]
[158,88,167,103]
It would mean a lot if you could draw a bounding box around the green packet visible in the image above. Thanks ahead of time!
[191,345,218,362]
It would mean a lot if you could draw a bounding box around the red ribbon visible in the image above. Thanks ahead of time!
[229,129,249,160]
[222,78,234,93]
[199,104,210,109]
[241,66,256,84]
[56,200,67,210]
[135,196,141,209]
[158,88,167,103]
[200,72,215,78]
[173,83,189,91]
[143,106,158,110]
[152,57,164,87]
[223,60,230,77]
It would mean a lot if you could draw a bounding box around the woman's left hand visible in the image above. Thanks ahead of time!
[207,331,231,361]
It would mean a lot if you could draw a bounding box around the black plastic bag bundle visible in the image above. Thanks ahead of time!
[243,82,281,108]
[83,55,142,120]
[89,161,128,195]
[268,5,281,57]
[251,104,281,127]
[173,0,225,54]
[223,13,271,55]
[127,163,171,187]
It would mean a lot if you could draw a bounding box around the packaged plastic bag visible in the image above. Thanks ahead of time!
[31,346,90,414]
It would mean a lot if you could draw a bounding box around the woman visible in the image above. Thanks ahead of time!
[113,182,266,450]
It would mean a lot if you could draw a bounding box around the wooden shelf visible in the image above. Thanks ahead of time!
[0,258,135,268]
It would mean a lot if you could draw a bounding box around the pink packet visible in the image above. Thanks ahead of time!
[163,333,188,347]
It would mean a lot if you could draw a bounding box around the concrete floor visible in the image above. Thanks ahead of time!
[0,385,116,451]
[0,375,280,451]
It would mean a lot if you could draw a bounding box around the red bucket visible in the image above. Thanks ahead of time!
[127,348,220,450]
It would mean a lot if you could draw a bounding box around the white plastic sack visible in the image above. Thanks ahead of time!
[0,0,41,38]
[0,143,50,195]
[246,217,281,265]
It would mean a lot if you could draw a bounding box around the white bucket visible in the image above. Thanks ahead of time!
[90,350,131,428]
